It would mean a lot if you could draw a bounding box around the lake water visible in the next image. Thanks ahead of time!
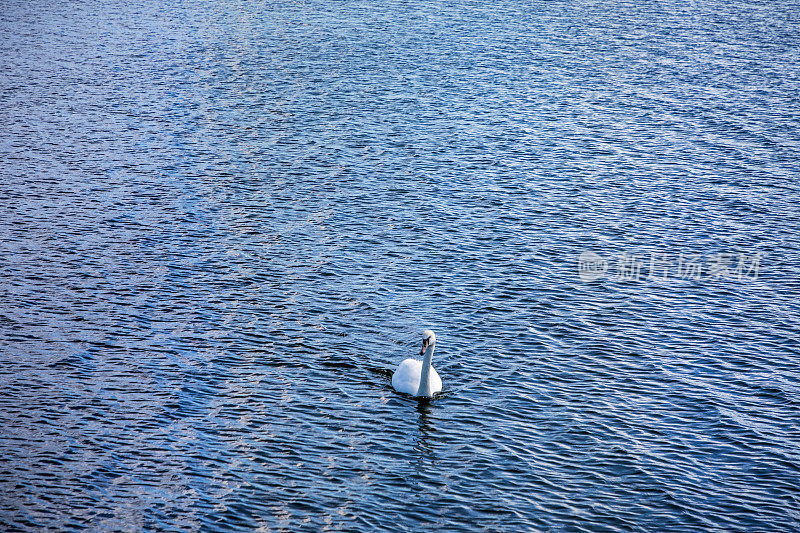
[1,0,799,530]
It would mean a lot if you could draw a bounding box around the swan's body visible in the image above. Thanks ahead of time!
[392,330,441,397]
[392,359,442,396]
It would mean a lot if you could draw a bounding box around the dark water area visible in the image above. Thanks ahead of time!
[2,0,799,530]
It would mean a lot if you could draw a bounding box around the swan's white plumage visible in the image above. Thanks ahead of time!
[392,330,442,397]
[392,358,442,395]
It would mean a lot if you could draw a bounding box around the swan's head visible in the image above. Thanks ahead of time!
[420,330,436,356]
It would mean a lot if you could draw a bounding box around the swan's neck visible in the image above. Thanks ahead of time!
[416,344,435,397]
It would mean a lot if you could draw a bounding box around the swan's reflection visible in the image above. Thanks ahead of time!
[412,399,436,472]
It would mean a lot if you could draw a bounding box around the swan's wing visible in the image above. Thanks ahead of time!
[430,366,443,394]
[392,359,422,395]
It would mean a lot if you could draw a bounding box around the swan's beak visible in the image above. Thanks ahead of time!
[420,340,429,356]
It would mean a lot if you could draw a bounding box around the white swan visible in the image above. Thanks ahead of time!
[392,330,442,397]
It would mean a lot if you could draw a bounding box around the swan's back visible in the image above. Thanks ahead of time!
[392,358,442,396]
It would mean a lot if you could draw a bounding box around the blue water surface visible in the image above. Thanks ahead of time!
[1,0,799,530]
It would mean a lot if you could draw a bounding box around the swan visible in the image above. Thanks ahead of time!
[392,330,442,397]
